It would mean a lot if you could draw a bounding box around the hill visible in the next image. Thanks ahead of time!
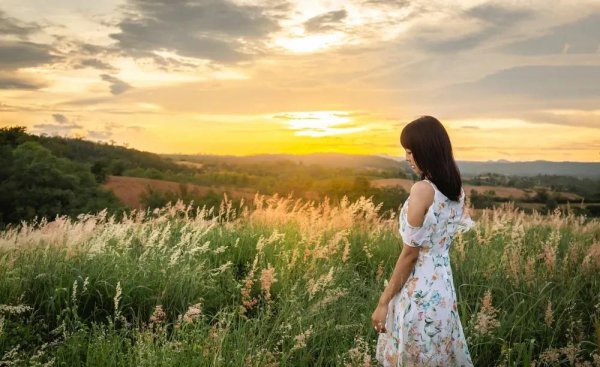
[2,125,598,225]
[170,153,600,179]
[0,126,192,226]
[166,153,403,171]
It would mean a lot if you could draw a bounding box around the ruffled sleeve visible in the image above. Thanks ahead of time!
[456,210,475,234]
[455,189,475,234]
[399,200,436,248]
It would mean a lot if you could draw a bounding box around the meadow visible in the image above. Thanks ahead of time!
[0,194,599,366]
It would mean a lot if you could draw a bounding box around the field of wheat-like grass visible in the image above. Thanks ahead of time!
[0,193,599,366]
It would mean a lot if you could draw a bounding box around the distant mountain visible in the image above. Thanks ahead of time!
[456,160,600,178]
[180,153,599,178]
[172,153,403,171]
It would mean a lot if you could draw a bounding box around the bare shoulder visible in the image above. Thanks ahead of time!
[406,181,435,226]
[409,180,435,203]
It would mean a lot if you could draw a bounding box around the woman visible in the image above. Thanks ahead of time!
[372,115,475,366]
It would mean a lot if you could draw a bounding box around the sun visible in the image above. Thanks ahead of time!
[273,111,367,137]
[273,33,345,53]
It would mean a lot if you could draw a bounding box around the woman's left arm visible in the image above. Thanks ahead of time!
[377,243,420,308]
[371,181,434,332]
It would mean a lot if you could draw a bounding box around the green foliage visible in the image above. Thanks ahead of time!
[466,172,600,202]
[0,127,125,227]
[545,196,558,212]
[139,184,238,214]
[470,189,497,209]
[91,160,110,183]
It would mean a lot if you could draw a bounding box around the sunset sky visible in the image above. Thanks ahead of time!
[0,0,598,161]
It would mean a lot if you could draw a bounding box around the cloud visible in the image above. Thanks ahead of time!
[273,110,369,137]
[0,74,47,89]
[501,13,600,55]
[465,3,533,26]
[109,0,281,63]
[86,122,129,141]
[361,0,410,7]
[421,29,495,53]
[0,10,41,39]
[0,11,60,92]
[76,58,115,71]
[447,65,600,100]
[304,10,347,33]
[32,122,83,136]
[0,41,58,69]
[126,125,145,133]
[86,130,113,140]
[521,110,600,129]
[52,113,69,124]
[100,74,132,95]
[412,3,533,54]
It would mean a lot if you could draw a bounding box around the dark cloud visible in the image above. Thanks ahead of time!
[422,29,495,53]
[391,65,600,118]
[52,113,69,124]
[0,37,56,90]
[109,0,281,63]
[78,43,112,55]
[0,10,41,38]
[0,41,58,69]
[77,58,115,71]
[61,41,120,71]
[501,13,600,55]
[414,3,533,54]
[465,3,533,26]
[100,74,132,95]
[304,10,347,33]
[447,65,600,100]
[521,111,600,129]
[0,74,47,89]
[362,0,410,7]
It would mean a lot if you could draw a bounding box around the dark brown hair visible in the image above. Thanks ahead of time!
[400,115,463,201]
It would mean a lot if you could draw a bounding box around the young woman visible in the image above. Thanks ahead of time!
[372,115,475,366]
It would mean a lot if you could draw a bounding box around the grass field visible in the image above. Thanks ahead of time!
[0,194,599,366]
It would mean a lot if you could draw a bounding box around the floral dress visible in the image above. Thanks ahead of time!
[376,179,475,367]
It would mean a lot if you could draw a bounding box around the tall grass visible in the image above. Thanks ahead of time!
[0,194,599,366]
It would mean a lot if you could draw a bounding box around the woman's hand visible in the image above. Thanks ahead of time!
[371,303,388,333]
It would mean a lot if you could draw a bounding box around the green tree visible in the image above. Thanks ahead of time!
[0,141,123,226]
[91,160,110,183]
[352,176,371,193]
[545,196,558,213]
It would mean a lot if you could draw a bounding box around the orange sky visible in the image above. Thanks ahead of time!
[0,0,599,162]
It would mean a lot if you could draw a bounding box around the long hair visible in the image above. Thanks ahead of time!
[400,115,463,201]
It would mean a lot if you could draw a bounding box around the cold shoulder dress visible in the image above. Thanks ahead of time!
[375,179,476,367]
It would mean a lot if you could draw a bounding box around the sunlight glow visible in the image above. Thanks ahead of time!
[275,111,368,137]
[274,33,345,53]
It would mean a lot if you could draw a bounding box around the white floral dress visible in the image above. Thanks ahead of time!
[376,179,475,367]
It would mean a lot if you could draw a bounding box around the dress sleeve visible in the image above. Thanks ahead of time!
[456,190,475,234]
[456,210,475,234]
[399,201,436,248]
